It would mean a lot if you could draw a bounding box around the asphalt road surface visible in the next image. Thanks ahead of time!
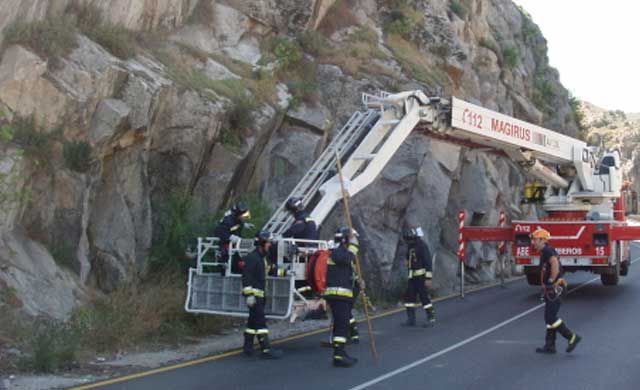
[85,259,640,390]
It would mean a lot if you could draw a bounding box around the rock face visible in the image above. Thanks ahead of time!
[0,0,590,317]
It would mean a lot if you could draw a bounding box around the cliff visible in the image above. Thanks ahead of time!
[0,0,585,319]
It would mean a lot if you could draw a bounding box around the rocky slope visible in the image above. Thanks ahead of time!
[0,0,585,320]
[580,101,640,194]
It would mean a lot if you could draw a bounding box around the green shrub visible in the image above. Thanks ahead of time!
[70,2,136,59]
[273,38,304,70]
[63,140,92,173]
[569,94,586,133]
[478,37,498,54]
[20,318,80,373]
[86,25,135,59]
[10,115,53,165]
[449,0,467,19]
[228,92,257,131]
[50,242,75,269]
[297,30,330,57]
[430,43,451,59]
[0,111,14,142]
[502,46,519,69]
[150,192,203,271]
[385,17,414,37]
[3,18,77,66]
[532,73,554,111]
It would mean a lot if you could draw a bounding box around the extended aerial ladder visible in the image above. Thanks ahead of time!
[185,90,640,319]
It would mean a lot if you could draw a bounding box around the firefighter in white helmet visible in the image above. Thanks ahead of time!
[401,227,435,327]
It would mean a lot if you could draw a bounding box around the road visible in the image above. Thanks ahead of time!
[81,260,640,390]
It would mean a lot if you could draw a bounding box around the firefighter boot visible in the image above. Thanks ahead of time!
[423,307,436,327]
[258,335,283,359]
[535,329,557,354]
[243,333,255,356]
[557,323,582,353]
[333,344,358,368]
[349,319,360,344]
[402,308,416,327]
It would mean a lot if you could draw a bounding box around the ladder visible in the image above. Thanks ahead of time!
[263,108,381,236]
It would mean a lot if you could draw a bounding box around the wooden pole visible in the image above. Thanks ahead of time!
[335,151,379,361]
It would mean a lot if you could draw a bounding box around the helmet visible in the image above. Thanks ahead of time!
[286,196,304,213]
[254,230,273,247]
[402,227,420,241]
[232,202,251,219]
[334,226,351,244]
[531,228,551,240]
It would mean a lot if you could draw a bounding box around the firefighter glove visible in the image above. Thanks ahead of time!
[246,295,256,307]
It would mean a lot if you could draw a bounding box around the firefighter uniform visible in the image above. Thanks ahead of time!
[215,203,251,274]
[534,232,582,354]
[283,199,319,296]
[241,234,282,359]
[324,232,358,368]
[283,210,319,240]
[403,237,435,326]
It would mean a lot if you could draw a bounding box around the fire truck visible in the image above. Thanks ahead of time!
[185,91,640,320]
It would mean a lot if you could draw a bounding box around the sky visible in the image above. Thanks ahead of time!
[513,0,640,113]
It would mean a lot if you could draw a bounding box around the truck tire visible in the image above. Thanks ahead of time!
[601,264,620,285]
[620,261,629,276]
[526,273,541,286]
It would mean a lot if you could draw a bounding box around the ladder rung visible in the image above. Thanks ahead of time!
[352,154,377,161]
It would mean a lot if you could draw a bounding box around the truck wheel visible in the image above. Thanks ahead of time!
[601,264,620,286]
[620,261,629,276]
[526,273,541,286]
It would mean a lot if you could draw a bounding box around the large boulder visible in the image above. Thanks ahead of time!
[0,45,69,126]
[0,231,87,320]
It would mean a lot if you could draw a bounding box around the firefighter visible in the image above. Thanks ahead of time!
[531,228,582,354]
[401,227,435,327]
[282,196,319,240]
[214,202,254,273]
[242,230,283,359]
[283,196,320,297]
[324,226,358,367]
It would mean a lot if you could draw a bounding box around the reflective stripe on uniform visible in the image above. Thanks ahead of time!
[333,336,347,344]
[256,328,269,334]
[348,243,359,255]
[425,271,433,279]
[349,318,356,324]
[242,286,253,295]
[404,303,421,308]
[253,288,265,298]
[277,268,286,277]
[409,268,427,278]
[327,258,336,265]
[297,286,312,293]
[423,303,433,310]
[324,287,353,298]
[245,329,256,335]
[230,224,241,231]
[547,319,563,329]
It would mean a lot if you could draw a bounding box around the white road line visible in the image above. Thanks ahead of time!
[348,275,605,390]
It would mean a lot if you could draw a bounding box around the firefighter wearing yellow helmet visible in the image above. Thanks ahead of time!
[530,228,582,354]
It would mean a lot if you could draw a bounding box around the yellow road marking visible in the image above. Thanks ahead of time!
[71,277,522,389]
